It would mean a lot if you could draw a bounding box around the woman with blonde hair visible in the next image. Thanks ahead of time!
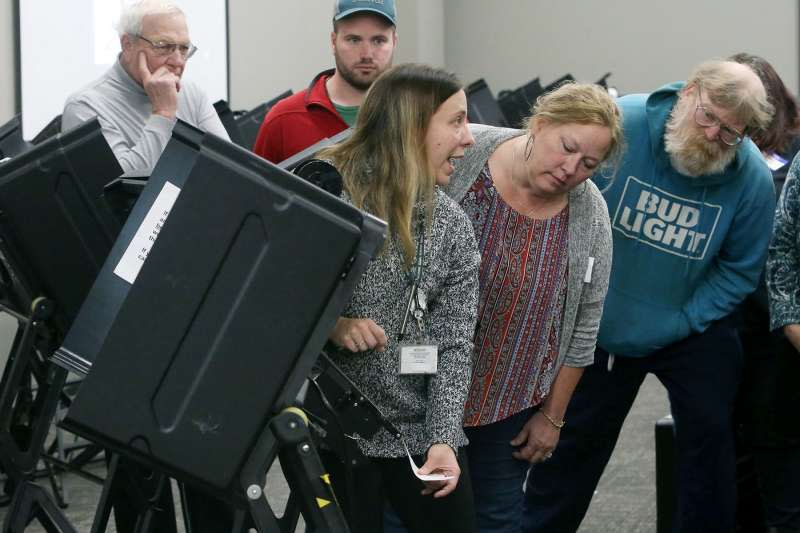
[446,82,623,531]
[317,63,479,533]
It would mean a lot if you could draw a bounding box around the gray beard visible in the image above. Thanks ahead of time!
[666,140,736,177]
[664,106,737,177]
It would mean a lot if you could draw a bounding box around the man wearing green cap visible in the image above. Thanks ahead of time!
[253,0,398,163]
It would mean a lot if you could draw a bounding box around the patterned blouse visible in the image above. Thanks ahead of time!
[768,163,800,331]
[461,163,569,427]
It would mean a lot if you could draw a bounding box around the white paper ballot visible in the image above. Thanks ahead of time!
[765,152,788,171]
[113,181,181,284]
[403,441,455,482]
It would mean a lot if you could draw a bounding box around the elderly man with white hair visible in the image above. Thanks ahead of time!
[62,0,228,173]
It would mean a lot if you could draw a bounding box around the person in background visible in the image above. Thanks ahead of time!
[733,52,800,533]
[444,82,622,532]
[730,53,800,184]
[317,63,479,533]
[62,0,228,173]
[764,154,800,533]
[252,0,397,163]
[523,59,775,533]
[63,5,233,530]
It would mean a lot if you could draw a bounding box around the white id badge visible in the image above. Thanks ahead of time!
[399,343,438,374]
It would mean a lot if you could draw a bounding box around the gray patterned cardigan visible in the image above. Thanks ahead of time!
[445,124,613,373]
[330,189,480,458]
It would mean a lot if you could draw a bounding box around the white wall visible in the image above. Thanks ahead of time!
[396,0,445,67]
[0,0,15,124]
[229,0,445,111]
[1,1,798,123]
[444,0,799,98]
[0,0,446,124]
[228,1,335,111]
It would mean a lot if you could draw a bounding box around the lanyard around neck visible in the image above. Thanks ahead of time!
[398,210,427,341]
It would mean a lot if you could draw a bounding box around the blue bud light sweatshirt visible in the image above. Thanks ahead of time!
[593,82,775,357]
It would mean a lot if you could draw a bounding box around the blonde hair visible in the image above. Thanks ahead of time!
[319,64,462,268]
[686,60,774,131]
[525,82,624,176]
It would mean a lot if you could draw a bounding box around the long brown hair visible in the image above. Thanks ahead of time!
[319,63,462,268]
[730,53,800,154]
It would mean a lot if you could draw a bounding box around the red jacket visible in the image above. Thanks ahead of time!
[252,69,348,164]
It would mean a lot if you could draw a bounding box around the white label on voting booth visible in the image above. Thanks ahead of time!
[113,181,181,285]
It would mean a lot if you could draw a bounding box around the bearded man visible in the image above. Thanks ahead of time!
[252,0,397,163]
[522,60,775,533]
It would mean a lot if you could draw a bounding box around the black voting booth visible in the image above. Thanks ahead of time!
[498,77,544,129]
[59,121,385,532]
[496,74,576,129]
[31,115,63,147]
[213,91,293,150]
[213,100,246,146]
[0,118,123,532]
[466,79,508,128]
[471,72,613,131]
[278,128,353,172]
[236,90,293,150]
[0,116,32,160]
[0,119,123,331]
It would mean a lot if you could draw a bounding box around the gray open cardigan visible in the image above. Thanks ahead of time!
[445,123,613,369]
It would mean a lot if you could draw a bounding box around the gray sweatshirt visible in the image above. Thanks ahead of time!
[446,123,613,370]
[62,60,229,174]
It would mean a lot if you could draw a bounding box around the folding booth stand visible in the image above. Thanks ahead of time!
[0,119,123,532]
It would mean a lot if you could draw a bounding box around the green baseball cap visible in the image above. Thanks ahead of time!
[333,0,397,26]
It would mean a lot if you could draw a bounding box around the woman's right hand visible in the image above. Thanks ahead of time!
[330,317,387,352]
[419,444,461,498]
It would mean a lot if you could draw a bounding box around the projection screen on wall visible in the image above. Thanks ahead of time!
[18,0,228,139]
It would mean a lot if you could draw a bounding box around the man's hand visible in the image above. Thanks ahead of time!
[330,317,387,352]
[419,444,460,498]
[510,411,560,463]
[138,52,180,119]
